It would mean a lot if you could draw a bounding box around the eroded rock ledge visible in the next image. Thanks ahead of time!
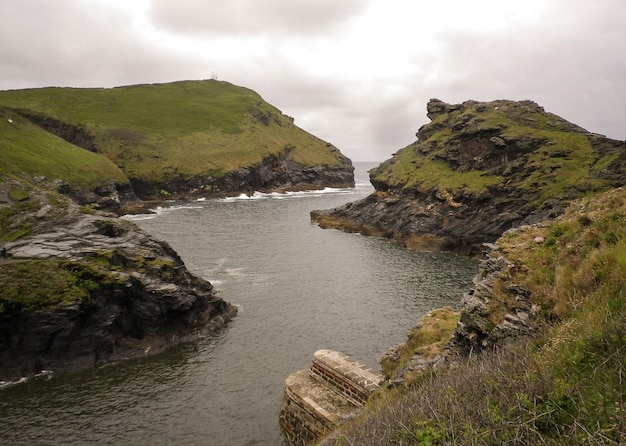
[0,184,236,382]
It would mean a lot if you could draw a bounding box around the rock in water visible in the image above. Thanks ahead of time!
[0,183,236,382]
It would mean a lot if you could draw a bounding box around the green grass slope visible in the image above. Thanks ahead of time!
[0,108,127,188]
[0,80,348,185]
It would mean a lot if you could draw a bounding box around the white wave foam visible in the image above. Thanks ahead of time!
[218,187,354,202]
[219,193,264,202]
[122,213,157,221]
[123,203,203,220]
[205,278,224,286]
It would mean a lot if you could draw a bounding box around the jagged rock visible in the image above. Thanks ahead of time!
[449,249,537,353]
[426,98,452,120]
[312,99,626,254]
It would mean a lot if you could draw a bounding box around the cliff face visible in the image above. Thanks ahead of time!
[129,146,354,200]
[312,99,626,254]
[450,243,537,353]
[0,182,236,382]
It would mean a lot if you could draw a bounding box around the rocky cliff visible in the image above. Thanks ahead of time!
[312,99,626,254]
[0,180,236,382]
[129,145,354,200]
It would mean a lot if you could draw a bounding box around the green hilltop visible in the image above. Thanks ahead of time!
[0,80,352,200]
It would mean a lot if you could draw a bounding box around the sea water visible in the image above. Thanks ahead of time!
[0,163,478,445]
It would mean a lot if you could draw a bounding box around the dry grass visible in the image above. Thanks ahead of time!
[323,332,625,445]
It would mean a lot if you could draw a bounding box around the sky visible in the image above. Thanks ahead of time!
[1,0,624,161]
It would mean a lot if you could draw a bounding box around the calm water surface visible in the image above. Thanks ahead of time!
[0,163,478,445]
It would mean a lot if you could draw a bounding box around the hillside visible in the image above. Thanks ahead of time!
[320,185,626,445]
[0,80,353,202]
[1,107,132,206]
[312,99,626,254]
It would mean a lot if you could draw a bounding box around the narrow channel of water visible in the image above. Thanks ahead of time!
[0,163,478,445]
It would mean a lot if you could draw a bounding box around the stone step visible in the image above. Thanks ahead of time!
[280,369,358,444]
[280,350,385,444]
[310,349,384,406]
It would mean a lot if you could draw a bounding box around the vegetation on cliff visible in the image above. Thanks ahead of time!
[321,186,626,445]
[0,79,353,201]
[0,79,357,379]
[312,99,626,253]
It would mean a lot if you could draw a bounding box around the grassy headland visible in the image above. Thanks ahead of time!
[0,80,350,190]
[371,100,623,209]
[314,99,626,254]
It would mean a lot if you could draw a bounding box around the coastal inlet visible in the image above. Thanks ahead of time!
[0,163,478,445]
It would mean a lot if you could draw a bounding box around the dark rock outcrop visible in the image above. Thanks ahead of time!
[130,147,354,200]
[14,110,100,153]
[312,99,626,254]
[55,179,135,210]
[0,184,236,382]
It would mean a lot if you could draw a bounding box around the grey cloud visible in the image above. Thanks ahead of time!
[1,0,624,161]
[277,83,426,161]
[0,1,132,87]
[0,1,206,89]
[149,0,366,37]
[416,1,626,141]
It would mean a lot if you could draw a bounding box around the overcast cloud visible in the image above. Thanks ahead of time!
[1,0,624,161]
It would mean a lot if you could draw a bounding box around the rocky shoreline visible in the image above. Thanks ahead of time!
[127,147,355,202]
[0,135,353,383]
[0,183,237,383]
